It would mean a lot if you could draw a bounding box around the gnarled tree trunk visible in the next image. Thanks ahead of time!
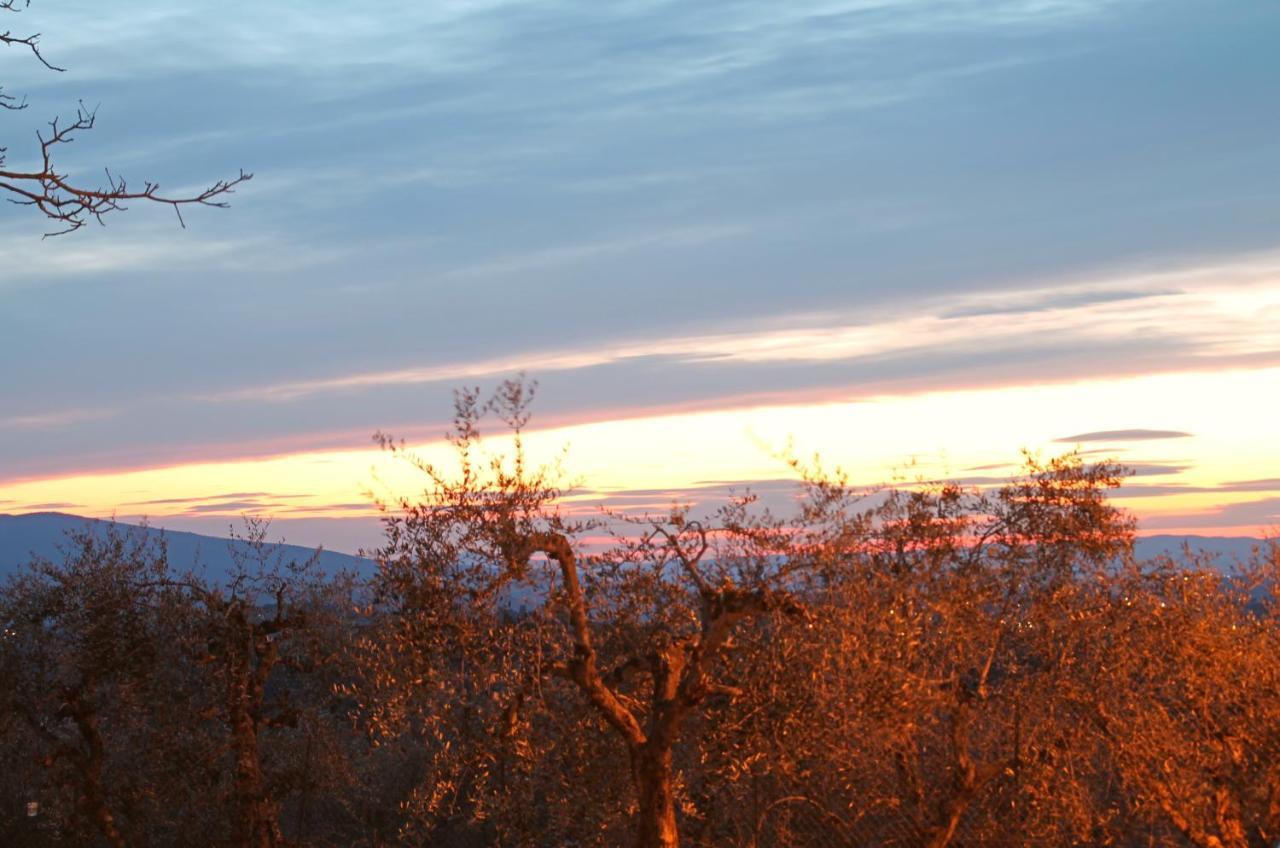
[633,743,680,848]
[225,604,284,848]
[64,692,127,848]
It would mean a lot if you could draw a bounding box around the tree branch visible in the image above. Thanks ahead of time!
[525,531,647,749]
[2,5,250,235]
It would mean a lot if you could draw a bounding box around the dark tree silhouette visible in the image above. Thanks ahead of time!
[1,0,249,234]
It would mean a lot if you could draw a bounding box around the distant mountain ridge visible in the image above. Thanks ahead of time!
[1132,534,1269,562]
[0,513,1269,585]
[0,512,375,583]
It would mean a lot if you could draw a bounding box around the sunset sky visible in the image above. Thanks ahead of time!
[3,0,1278,552]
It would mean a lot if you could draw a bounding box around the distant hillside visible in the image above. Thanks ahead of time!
[1133,534,1270,563]
[2,514,1268,587]
[0,512,375,583]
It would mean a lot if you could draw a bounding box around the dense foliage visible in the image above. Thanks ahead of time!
[3,382,1278,847]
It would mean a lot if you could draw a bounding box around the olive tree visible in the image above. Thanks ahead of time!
[357,379,807,848]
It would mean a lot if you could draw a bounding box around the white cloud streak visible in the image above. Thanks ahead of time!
[0,408,115,430]
[203,251,1280,403]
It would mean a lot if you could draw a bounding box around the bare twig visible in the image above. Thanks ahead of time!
[2,2,250,234]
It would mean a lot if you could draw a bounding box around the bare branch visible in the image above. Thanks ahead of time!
[2,3,249,234]
[1,0,66,74]
[524,530,647,749]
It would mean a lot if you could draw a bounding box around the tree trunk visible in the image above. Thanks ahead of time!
[633,744,679,848]
[924,696,990,848]
[226,612,282,848]
[231,700,281,848]
[65,693,127,848]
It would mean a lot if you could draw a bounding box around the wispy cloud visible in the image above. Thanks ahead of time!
[203,251,1280,404]
[1054,429,1193,443]
[1221,478,1280,493]
[0,408,114,430]
[13,0,1137,83]
[1143,496,1280,531]
[1111,478,1280,500]
[0,229,348,289]
[439,224,752,282]
[122,491,307,507]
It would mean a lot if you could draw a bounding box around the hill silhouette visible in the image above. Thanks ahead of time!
[0,512,375,582]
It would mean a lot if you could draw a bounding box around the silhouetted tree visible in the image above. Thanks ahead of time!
[0,520,362,847]
[0,524,188,845]
[169,520,360,848]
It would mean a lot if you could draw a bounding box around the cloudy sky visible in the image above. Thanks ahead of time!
[2,0,1278,551]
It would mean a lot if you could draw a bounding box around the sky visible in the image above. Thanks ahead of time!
[2,0,1279,553]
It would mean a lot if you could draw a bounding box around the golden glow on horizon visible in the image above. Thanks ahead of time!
[3,366,1279,536]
